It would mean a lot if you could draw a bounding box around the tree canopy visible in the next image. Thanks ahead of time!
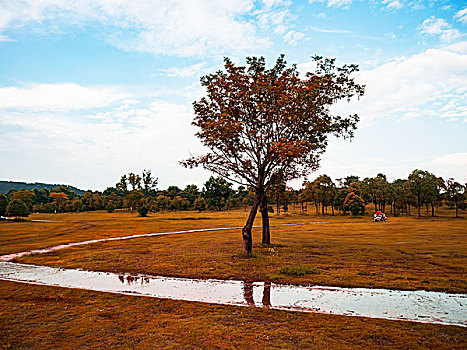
[182,55,365,255]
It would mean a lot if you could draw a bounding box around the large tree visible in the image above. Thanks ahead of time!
[202,176,233,211]
[116,170,158,213]
[182,55,364,255]
[6,199,30,218]
[445,178,465,218]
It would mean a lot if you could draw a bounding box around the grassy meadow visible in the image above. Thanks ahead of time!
[1,206,466,349]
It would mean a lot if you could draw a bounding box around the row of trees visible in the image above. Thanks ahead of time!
[0,172,254,218]
[271,170,465,219]
[1,169,464,220]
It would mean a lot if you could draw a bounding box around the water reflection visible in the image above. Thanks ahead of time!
[242,281,271,308]
[1,262,464,327]
[118,275,150,285]
[243,282,255,306]
[262,282,271,308]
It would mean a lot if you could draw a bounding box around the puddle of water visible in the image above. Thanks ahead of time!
[0,262,465,327]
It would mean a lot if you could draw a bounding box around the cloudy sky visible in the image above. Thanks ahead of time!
[0,0,465,191]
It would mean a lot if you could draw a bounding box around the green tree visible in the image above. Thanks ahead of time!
[33,188,49,205]
[269,182,287,217]
[11,190,35,212]
[181,184,201,205]
[141,169,158,198]
[445,178,465,218]
[155,195,170,212]
[202,176,233,211]
[407,169,435,217]
[51,185,77,200]
[126,190,143,214]
[116,170,158,212]
[138,205,149,217]
[0,193,8,216]
[166,186,182,199]
[344,192,365,216]
[182,55,364,255]
[49,192,69,213]
[194,197,207,212]
[311,175,336,216]
[337,175,360,188]
[333,188,351,215]
[6,199,30,218]
[388,179,406,216]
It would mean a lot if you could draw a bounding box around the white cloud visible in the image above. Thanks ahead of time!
[308,42,467,126]
[0,98,209,189]
[284,30,305,46]
[308,0,353,8]
[0,34,13,42]
[310,26,351,34]
[160,62,209,78]
[0,83,130,111]
[254,0,296,38]
[419,16,463,42]
[326,0,353,7]
[381,0,403,10]
[0,0,272,57]
[261,0,292,7]
[454,8,467,24]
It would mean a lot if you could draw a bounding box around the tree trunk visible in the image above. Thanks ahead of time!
[260,195,270,245]
[417,196,421,217]
[431,202,435,217]
[455,199,459,218]
[242,190,262,256]
[276,201,280,216]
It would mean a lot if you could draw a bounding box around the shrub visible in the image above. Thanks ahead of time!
[107,203,116,213]
[278,266,318,276]
[6,199,30,218]
[138,205,149,217]
[344,192,365,215]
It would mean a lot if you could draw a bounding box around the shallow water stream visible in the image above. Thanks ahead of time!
[1,222,465,327]
[0,262,465,327]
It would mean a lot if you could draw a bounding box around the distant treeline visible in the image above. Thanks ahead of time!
[0,169,465,219]
[0,180,85,196]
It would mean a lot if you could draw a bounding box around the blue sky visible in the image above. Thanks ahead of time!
[0,0,465,190]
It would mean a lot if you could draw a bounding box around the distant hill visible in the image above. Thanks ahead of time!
[0,180,86,195]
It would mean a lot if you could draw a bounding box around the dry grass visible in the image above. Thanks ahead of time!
[6,208,466,293]
[1,280,465,350]
[1,207,466,349]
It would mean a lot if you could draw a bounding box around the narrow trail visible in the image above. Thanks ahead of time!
[0,222,328,262]
[1,220,465,327]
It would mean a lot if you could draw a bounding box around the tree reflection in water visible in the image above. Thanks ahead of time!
[242,282,271,307]
[118,275,150,285]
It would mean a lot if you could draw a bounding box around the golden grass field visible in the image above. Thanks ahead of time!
[1,207,466,349]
